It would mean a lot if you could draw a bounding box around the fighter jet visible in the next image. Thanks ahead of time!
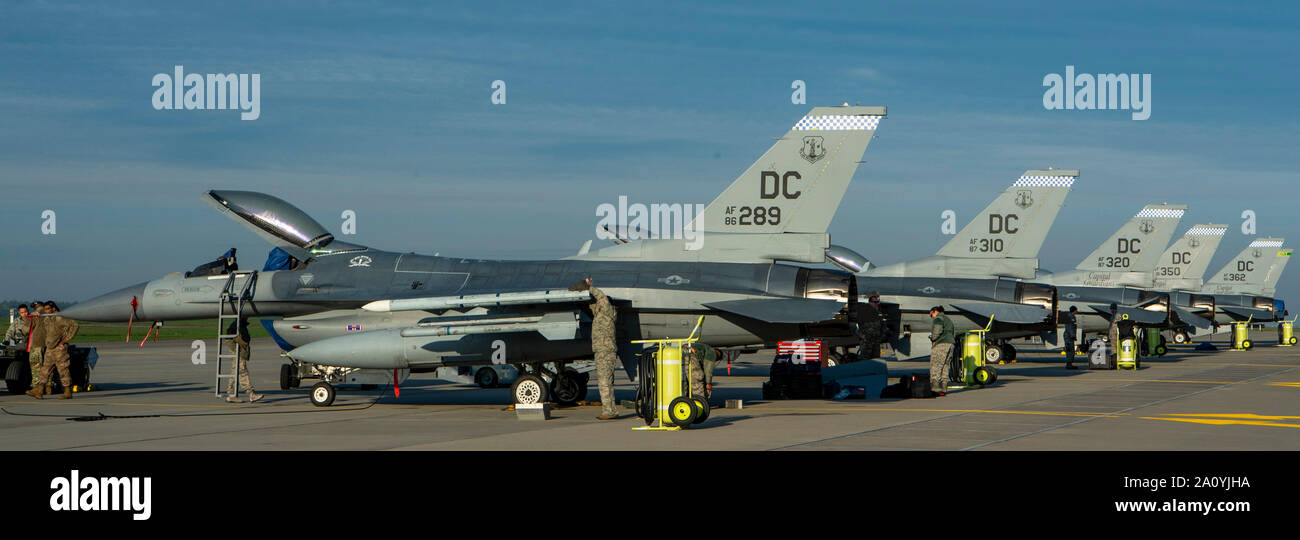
[1139,224,1229,344]
[62,105,888,406]
[839,170,1078,362]
[1202,238,1290,325]
[1032,203,1189,342]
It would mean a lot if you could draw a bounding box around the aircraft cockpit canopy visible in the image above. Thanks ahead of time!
[206,190,334,250]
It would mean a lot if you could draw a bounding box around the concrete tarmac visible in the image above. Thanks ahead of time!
[2,331,1298,450]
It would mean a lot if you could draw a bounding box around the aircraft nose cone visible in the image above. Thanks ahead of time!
[61,282,147,322]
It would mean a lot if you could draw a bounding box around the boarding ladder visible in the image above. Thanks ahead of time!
[215,271,258,398]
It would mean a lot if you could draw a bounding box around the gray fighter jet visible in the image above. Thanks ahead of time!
[62,105,888,405]
[1202,238,1290,324]
[1033,203,1189,341]
[1140,224,1229,344]
[841,170,1078,361]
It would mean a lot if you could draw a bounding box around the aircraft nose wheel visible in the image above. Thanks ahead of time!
[985,344,1004,365]
[310,381,336,407]
[475,367,499,388]
[511,374,549,405]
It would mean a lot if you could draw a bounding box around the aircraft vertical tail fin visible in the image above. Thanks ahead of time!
[1152,224,1227,290]
[1262,246,1292,297]
[936,169,1077,259]
[1075,204,1186,273]
[1205,238,1285,294]
[694,105,886,234]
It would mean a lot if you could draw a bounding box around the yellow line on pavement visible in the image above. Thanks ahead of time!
[1141,417,1300,429]
[748,407,1118,418]
[1161,413,1300,420]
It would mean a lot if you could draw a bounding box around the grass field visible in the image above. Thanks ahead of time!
[3,318,271,343]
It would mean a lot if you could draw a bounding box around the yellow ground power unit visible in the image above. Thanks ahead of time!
[1280,318,1296,347]
[956,316,998,387]
[1232,316,1254,351]
[1117,338,1139,370]
[632,316,710,431]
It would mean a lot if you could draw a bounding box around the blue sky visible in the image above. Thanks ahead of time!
[0,1,1296,303]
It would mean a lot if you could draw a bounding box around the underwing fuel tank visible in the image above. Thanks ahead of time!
[285,312,586,369]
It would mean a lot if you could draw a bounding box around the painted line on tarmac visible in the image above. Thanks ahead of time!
[961,366,1300,450]
[1140,417,1300,429]
[0,399,516,411]
[746,407,1116,418]
[1162,413,1300,420]
[767,378,1160,451]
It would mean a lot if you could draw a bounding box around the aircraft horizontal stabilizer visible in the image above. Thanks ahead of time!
[364,289,592,312]
[949,302,1050,325]
[1219,306,1273,321]
[1087,305,1166,325]
[703,298,842,324]
[1171,305,1214,329]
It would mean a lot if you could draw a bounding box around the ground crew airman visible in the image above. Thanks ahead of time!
[1064,306,1079,370]
[225,318,262,403]
[573,278,619,419]
[28,302,77,400]
[857,292,886,360]
[26,301,47,391]
[929,306,956,394]
[685,341,718,398]
[1107,303,1120,361]
[4,304,30,347]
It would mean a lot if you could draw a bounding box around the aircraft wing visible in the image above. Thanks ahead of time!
[949,302,1050,325]
[1088,304,1167,325]
[1171,305,1214,329]
[703,298,843,324]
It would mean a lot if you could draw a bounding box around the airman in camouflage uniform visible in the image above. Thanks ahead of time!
[29,302,77,400]
[857,292,886,360]
[26,301,47,391]
[4,305,30,346]
[574,278,619,419]
[928,306,956,394]
[685,341,718,398]
[225,318,262,403]
[1107,304,1120,361]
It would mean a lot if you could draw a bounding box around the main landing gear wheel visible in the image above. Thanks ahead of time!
[511,374,549,405]
[475,367,499,388]
[5,362,30,394]
[551,370,588,406]
[1004,344,1018,363]
[310,382,336,407]
[1173,332,1190,345]
[668,396,699,427]
[279,364,293,390]
[691,395,710,424]
[985,344,1004,365]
